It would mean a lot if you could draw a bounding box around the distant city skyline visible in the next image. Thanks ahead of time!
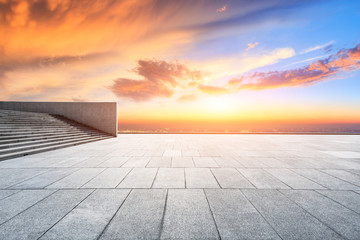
[1,0,360,131]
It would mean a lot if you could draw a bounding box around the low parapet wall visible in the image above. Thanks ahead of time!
[0,101,118,137]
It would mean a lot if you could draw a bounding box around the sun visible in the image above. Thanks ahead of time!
[202,95,234,112]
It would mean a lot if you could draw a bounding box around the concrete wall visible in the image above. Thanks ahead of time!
[0,101,118,137]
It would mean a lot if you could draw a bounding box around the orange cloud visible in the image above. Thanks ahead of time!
[229,43,360,90]
[0,0,202,65]
[246,42,259,51]
[216,4,227,13]
[109,60,203,101]
[0,0,322,100]
[198,84,230,95]
[109,78,174,102]
[178,94,198,102]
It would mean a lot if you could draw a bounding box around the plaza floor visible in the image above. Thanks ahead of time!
[0,134,360,239]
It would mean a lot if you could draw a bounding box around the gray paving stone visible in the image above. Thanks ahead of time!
[82,168,131,188]
[199,149,221,157]
[348,169,360,176]
[146,157,171,167]
[302,157,346,169]
[40,189,130,240]
[47,168,105,189]
[321,151,360,158]
[163,149,181,157]
[238,169,290,189]
[211,168,254,188]
[185,168,220,188]
[193,157,219,167]
[72,149,111,158]
[171,157,195,167]
[281,190,360,240]
[25,157,76,168]
[0,168,49,189]
[1,134,360,239]
[0,189,55,224]
[213,157,244,168]
[0,156,69,169]
[0,189,92,240]
[100,189,166,240]
[242,189,342,239]
[0,157,42,168]
[317,190,360,214]
[205,189,280,239]
[235,157,269,168]
[143,149,165,157]
[106,149,130,157]
[235,150,267,157]
[293,169,359,190]
[97,157,130,167]
[4,158,52,168]
[256,157,293,168]
[325,158,360,169]
[266,169,324,189]
[72,156,111,167]
[10,168,79,189]
[121,157,151,167]
[153,168,185,188]
[117,168,157,188]
[0,190,19,200]
[322,170,360,186]
[276,157,318,169]
[124,149,147,157]
[182,149,200,157]
[161,189,219,239]
[50,157,93,168]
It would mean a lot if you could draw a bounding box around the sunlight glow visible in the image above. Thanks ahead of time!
[202,96,234,113]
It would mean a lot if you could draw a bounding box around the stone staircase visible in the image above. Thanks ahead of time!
[0,109,113,161]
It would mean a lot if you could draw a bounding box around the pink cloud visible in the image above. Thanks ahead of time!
[246,42,259,51]
[198,84,230,95]
[110,78,174,101]
[109,60,203,101]
[229,43,360,90]
[216,4,227,13]
[178,94,198,102]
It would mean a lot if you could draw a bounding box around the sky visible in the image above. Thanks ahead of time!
[1,0,360,132]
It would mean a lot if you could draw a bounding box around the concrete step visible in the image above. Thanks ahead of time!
[0,128,95,136]
[0,126,84,131]
[0,129,103,140]
[0,126,84,133]
[0,116,62,120]
[0,132,107,145]
[0,122,94,128]
[0,135,111,155]
[0,133,108,149]
[0,123,73,127]
[0,121,62,124]
[0,130,103,136]
[0,136,111,161]
[0,109,113,160]
[0,127,104,136]
[0,123,99,130]
[0,119,63,122]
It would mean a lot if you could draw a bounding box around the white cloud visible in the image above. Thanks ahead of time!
[285,55,329,67]
[197,47,296,82]
[241,47,296,71]
[300,41,335,54]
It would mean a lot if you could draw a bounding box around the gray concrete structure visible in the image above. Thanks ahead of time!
[0,101,117,136]
[0,109,112,161]
[0,134,360,239]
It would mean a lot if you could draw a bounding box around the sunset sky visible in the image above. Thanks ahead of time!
[1,0,360,131]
